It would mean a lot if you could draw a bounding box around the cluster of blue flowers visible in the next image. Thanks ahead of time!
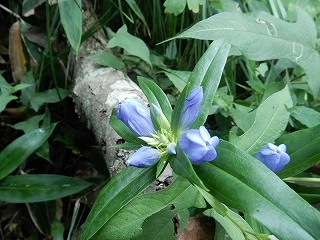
[117,87,219,167]
[116,86,290,172]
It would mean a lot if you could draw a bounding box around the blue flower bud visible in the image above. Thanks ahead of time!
[255,143,290,172]
[167,142,177,155]
[117,99,156,137]
[178,126,219,165]
[179,87,203,132]
[126,146,161,168]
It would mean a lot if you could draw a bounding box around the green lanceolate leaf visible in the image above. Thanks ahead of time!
[0,123,57,181]
[107,25,151,66]
[58,0,82,54]
[204,207,258,240]
[87,52,125,70]
[276,124,320,179]
[230,85,293,156]
[194,140,320,240]
[174,8,320,99]
[171,38,231,135]
[80,165,157,240]
[92,177,205,239]
[291,106,320,128]
[138,77,172,121]
[0,174,91,203]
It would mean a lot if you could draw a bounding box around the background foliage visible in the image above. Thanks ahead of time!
[0,0,320,239]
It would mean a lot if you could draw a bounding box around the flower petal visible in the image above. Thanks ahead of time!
[178,126,219,164]
[179,87,203,131]
[117,99,155,137]
[126,146,160,168]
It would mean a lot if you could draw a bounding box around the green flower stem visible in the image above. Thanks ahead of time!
[284,177,320,183]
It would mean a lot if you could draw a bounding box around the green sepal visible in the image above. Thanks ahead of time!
[138,76,172,122]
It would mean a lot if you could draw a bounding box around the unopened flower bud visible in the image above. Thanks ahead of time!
[126,146,160,168]
[117,99,155,137]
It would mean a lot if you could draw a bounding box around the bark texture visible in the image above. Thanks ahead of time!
[71,0,147,178]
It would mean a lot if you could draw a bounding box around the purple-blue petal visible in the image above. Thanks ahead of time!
[179,87,203,131]
[178,126,219,165]
[126,146,160,168]
[255,143,290,172]
[117,99,155,137]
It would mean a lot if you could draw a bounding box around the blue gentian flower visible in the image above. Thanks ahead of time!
[255,143,290,172]
[179,87,203,132]
[178,126,219,165]
[117,99,155,137]
[126,146,161,167]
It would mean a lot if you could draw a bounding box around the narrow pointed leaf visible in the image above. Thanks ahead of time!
[0,123,57,181]
[194,140,320,240]
[93,177,205,239]
[58,0,82,54]
[171,38,231,134]
[276,124,320,179]
[230,85,292,155]
[138,77,172,121]
[0,174,91,203]
[174,8,320,98]
[80,166,157,240]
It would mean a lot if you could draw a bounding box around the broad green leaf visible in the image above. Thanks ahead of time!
[229,85,293,155]
[80,166,157,240]
[163,0,203,15]
[58,0,82,54]
[0,123,57,181]
[163,68,190,92]
[0,74,31,112]
[171,38,231,135]
[29,88,71,112]
[107,25,151,66]
[164,0,186,15]
[194,140,320,240]
[11,113,45,133]
[0,94,17,113]
[291,106,320,128]
[174,8,320,99]
[0,174,91,203]
[87,52,125,70]
[131,207,176,240]
[204,208,258,240]
[187,0,203,13]
[138,77,172,121]
[229,106,256,132]
[92,177,205,239]
[51,218,64,240]
[276,124,320,179]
